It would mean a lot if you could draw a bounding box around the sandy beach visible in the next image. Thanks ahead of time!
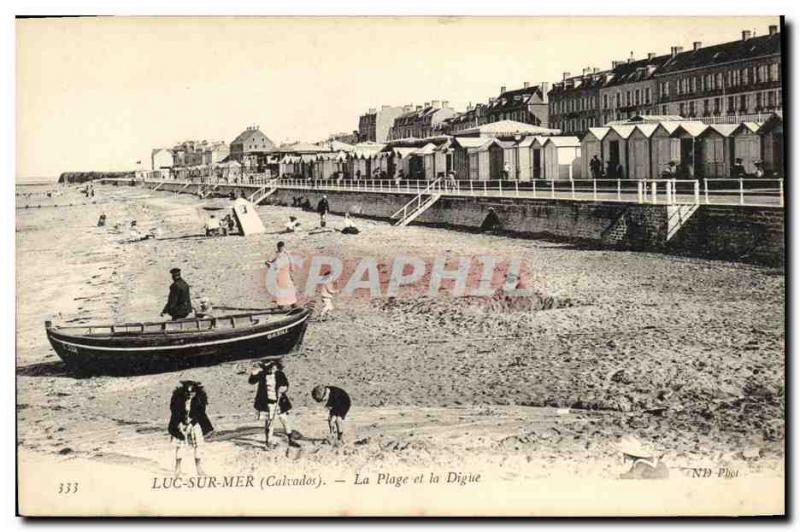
[16,184,785,505]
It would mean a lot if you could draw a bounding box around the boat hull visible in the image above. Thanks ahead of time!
[45,309,310,376]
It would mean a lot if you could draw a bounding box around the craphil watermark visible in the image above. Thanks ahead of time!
[264,254,533,300]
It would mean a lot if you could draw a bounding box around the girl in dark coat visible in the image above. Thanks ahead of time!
[249,360,297,449]
[168,380,214,477]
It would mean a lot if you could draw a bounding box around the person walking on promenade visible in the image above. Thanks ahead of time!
[161,268,192,320]
[317,195,330,227]
[249,360,298,449]
[168,380,214,477]
[265,241,298,308]
[590,155,602,179]
[311,384,351,446]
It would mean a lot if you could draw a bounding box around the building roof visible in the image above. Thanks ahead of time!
[544,136,581,148]
[757,112,783,134]
[231,127,276,150]
[657,32,781,75]
[455,120,559,138]
[602,55,672,88]
[278,141,329,154]
[583,127,611,142]
[413,143,437,156]
[452,137,490,149]
[631,124,659,138]
[485,85,545,114]
[607,125,637,139]
[669,122,709,138]
[607,114,685,125]
[699,124,739,138]
[548,72,611,96]
[731,122,762,135]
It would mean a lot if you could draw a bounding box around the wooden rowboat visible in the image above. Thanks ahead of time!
[44,307,311,376]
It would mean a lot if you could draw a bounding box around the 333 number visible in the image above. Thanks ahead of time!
[58,482,79,494]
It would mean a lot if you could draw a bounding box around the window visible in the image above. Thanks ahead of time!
[662,105,667,114]
[679,102,685,116]
[727,96,734,114]
[603,94,609,109]
[742,68,749,85]
[635,89,640,106]
[716,72,723,89]
[689,101,695,116]
[777,91,782,108]
[713,97,720,114]
[739,94,748,112]
[703,99,709,115]
[616,93,621,107]
[769,63,780,82]
[626,91,631,106]
[645,87,651,104]
[768,91,775,108]
[691,77,697,92]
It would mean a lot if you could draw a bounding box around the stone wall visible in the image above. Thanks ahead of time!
[149,182,784,265]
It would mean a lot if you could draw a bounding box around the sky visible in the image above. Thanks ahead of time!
[16,15,780,179]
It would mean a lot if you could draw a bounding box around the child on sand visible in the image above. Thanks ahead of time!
[318,268,338,320]
[168,380,214,477]
[311,385,351,446]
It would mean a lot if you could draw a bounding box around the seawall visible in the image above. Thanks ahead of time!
[148,182,785,266]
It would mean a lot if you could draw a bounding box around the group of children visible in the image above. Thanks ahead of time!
[168,366,351,477]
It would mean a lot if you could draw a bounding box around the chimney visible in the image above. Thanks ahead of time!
[424,101,430,107]
[500,86,507,93]
[442,100,449,108]
[769,25,778,36]
[627,51,634,63]
[693,41,702,51]
[670,46,683,57]
[416,105,422,111]
[523,81,530,89]
[593,67,600,74]
[562,72,570,81]
[647,52,656,60]
[742,30,752,40]
[611,60,623,68]
[431,100,441,108]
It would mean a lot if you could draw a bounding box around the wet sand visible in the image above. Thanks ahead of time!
[16,184,785,483]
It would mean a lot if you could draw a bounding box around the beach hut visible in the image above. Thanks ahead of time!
[730,123,762,175]
[581,127,609,179]
[515,137,536,181]
[542,137,581,180]
[649,122,684,179]
[627,124,658,180]
[466,138,504,181]
[697,124,737,178]
[451,137,487,180]
[530,136,548,180]
[601,125,635,179]
[414,143,438,180]
[433,139,454,178]
[499,140,518,180]
[668,122,708,178]
[758,113,784,177]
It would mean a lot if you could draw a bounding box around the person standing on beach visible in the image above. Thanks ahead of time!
[311,384,351,446]
[168,380,213,477]
[249,360,298,449]
[161,268,192,320]
[265,241,298,308]
[317,195,330,227]
[317,268,338,319]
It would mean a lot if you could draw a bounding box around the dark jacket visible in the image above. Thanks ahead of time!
[168,385,214,440]
[317,198,329,215]
[162,278,192,319]
[249,369,292,413]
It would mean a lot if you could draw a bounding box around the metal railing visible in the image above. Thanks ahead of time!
[140,176,783,208]
[390,177,443,222]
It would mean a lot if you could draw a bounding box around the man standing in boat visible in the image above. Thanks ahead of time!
[161,267,193,320]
